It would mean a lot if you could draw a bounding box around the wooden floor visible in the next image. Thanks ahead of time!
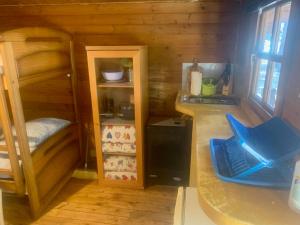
[3,178,177,225]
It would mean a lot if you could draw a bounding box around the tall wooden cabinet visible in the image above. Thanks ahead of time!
[86,46,148,188]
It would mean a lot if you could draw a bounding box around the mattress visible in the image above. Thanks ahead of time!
[0,118,71,152]
[0,118,71,171]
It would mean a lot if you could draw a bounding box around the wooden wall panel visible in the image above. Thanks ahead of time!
[0,1,241,126]
[0,2,240,15]
[282,0,300,131]
[234,11,258,99]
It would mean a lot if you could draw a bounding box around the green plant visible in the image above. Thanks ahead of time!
[202,78,217,85]
[120,58,133,68]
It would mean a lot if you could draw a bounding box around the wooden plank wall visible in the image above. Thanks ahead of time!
[234,10,257,100]
[0,1,241,128]
[281,0,300,130]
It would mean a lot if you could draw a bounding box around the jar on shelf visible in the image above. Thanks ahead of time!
[120,58,133,83]
[188,58,203,96]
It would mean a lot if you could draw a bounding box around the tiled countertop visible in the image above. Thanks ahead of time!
[175,93,300,225]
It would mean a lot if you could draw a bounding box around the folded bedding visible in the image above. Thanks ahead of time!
[103,155,136,172]
[102,142,136,154]
[0,117,71,152]
[102,125,136,144]
[104,171,137,181]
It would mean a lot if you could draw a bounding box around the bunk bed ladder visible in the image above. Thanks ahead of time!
[0,42,41,216]
[0,71,25,194]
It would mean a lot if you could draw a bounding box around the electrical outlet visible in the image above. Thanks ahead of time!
[298,93,300,99]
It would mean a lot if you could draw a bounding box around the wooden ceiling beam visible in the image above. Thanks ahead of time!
[0,0,241,6]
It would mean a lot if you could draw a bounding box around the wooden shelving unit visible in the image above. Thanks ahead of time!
[97,82,133,88]
[102,152,136,157]
[86,46,148,188]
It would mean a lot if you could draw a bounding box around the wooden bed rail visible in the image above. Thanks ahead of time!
[0,27,72,89]
[18,68,72,88]
[1,48,72,89]
[32,124,78,175]
[0,27,71,44]
[0,146,7,152]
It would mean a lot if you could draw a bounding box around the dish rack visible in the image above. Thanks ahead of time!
[210,114,300,188]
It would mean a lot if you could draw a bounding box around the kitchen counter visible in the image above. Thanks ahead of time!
[175,94,300,225]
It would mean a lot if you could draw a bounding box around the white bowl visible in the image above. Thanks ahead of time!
[102,71,123,81]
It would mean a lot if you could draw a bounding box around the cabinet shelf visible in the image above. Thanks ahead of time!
[101,118,135,126]
[97,82,133,88]
[102,152,136,157]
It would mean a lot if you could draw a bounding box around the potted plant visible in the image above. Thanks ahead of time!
[120,58,133,83]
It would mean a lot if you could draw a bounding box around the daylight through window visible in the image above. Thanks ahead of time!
[251,1,291,112]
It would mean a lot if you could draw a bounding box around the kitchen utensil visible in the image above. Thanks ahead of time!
[188,58,203,96]
[221,63,232,95]
[202,78,217,96]
[106,98,114,113]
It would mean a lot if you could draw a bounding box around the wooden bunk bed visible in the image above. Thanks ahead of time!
[0,27,82,217]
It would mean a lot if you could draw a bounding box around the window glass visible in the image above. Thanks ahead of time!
[274,3,291,55]
[250,1,291,114]
[255,59,269,99]
[267,62,282,108]
[258,8,275,53]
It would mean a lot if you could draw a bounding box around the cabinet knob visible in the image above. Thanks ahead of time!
[67,73,71,78]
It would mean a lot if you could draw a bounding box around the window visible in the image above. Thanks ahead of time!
[250,1,291,113]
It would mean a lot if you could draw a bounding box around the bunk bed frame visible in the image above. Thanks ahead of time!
[0,27,82,217]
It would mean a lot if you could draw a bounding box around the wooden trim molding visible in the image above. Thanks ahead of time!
[240,98,265,125]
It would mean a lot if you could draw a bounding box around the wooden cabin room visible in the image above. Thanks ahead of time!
[0,0,299,224]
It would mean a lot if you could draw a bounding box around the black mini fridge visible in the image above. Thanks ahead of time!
[146,116,193,186]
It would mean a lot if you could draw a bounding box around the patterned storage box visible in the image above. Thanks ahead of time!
[102,125,135,144]
[102,123,137,181]
[104,171,137,181]
[102,142,136,154]
[103,155,136,172]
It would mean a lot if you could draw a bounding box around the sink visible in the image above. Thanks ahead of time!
[180,95,239,105]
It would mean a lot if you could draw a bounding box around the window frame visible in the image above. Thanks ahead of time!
[249,0,292,117]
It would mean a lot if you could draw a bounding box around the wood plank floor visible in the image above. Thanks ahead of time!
[3,178,177,225]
